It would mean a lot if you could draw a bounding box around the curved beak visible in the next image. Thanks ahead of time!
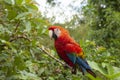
[48,30,58,40]
[49,30,53,39]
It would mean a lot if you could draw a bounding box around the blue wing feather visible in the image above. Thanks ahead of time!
[67,53,96,77]
[76,57,91,70]
[66,53,76,64]
[67,53,91,74]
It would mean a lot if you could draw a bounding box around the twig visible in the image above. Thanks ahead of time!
[9,20,21,41]
[39,45,72,70]
[14,20,20,33]
[9,35,31,42]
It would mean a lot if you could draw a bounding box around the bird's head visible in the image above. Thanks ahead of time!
[48,26,69,40]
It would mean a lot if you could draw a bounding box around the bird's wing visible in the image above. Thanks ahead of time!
[64,43,85,58]
[64,43,96,77]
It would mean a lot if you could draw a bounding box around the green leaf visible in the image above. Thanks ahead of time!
[24,21,31,32]
[26,4,38,11]
[88,61,107,75]
[15,0,23,5]
[48,77,55,80]
[106,63,114,75]
[109,72,120,80]
[14,55,26,70]
[87,74,102,80]
[19,70,41,80]
[4,0,14,5]
[38,68,45,75]
[7,10,17,20]
[108,67,120,79]
[25,0,31,3]
[0,39,10,46]
[15,12,31,19]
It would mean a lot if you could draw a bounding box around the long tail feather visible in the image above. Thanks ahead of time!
[76,57,96,78]
[77,57,91,69]
[86,69,96,78]
[66,53,96,77]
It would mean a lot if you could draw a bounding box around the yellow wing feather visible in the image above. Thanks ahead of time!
[76,52,85,58]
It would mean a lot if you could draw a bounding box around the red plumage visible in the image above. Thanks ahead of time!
[49,26,83,66]
[48,26,96,77]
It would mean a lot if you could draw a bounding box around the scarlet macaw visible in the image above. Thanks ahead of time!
[48,26,96,77]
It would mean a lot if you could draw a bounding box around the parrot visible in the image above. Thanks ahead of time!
[48,26,96,78]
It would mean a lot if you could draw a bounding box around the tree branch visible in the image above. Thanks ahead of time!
[38,45,72,70]
[9,35,31,42]
[9,20,21,41]
[14,20,20,33]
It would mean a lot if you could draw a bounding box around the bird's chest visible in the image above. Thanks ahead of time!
[55,40,66,54]
[54,38,75,67]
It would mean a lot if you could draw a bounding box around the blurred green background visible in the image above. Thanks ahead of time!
[0,0,120,80]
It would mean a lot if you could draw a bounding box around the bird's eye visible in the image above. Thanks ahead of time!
[56,28,59,31]
[54,28,61,37]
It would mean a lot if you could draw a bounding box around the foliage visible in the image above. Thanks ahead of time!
[0,0,120,80]
[81,0,120,79]
[0,0,49,79]
[83,0,120,65]
[79,39,120,80]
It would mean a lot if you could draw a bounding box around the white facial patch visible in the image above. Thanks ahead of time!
[49,30,53,39]
[54,28,61,38]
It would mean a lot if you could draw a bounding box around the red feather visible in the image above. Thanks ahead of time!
[48,26,96,77]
